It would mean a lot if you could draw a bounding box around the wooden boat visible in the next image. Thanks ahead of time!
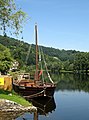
[13,24,56,98]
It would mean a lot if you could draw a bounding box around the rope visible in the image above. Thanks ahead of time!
[39,47,45,84]
[25,44,32,65]
[23,89,45,98]
[41,47,54,84]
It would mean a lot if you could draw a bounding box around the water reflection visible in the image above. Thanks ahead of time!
[0,96,56,120]
[54,73,89,92]
[15,96,56,120]
[30,96,56,117]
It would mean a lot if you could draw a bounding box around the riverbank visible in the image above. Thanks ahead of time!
[0,99,37,112]
[0,90,37,113]
[0,90,31,106]
[0,99,37,120]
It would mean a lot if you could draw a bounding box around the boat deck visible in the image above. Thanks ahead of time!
[13,79,55,88]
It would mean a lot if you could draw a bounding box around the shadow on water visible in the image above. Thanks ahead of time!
[30,96,56,116]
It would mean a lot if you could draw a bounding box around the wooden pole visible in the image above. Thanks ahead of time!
[34,111,38,120]
[35,24,38,81]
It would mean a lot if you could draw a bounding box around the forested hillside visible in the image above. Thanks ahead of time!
[0,35,79,62]
[42,46,78,61]
[0,35,89,74]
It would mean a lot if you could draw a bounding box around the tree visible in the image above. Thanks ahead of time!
[46,56,62,73]
[74,52,89,73]
[0,44,13,74]
[0,0,27,36]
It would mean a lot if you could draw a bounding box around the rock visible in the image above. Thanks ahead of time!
[0,99,37,112]
[8,93,12,96]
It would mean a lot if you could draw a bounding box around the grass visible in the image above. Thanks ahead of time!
[0,90,32,107]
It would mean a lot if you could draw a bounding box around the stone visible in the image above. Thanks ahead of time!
[0,99,37,112]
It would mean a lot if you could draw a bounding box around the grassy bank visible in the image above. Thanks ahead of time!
[0,90,31,107]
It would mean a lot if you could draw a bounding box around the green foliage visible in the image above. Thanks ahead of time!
[45,56,62,73]
[42,46,78,62]
[0,0,28,36]
[0,43,13,74]
[1,35,89,73]
[74,52,89,73]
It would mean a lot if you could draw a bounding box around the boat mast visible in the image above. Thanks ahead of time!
[35,24,39,81]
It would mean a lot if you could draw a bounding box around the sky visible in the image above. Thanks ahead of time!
[14,0,89,51]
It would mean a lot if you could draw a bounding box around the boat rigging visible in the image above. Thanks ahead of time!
[13,24,56,98]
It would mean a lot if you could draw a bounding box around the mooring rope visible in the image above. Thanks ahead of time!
[23,89,45,98]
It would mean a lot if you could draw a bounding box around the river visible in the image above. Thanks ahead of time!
[1,73,89,120]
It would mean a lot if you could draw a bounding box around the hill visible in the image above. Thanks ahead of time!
[0,35,81,73]
[0,35,79,60]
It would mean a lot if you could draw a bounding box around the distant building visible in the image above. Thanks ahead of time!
[10,61,19,71]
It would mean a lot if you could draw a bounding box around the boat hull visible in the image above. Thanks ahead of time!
[13,83,56,98]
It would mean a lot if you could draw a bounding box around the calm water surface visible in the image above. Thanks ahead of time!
[1,73,89,120]
[16,90,89,120]
[16,73,89,120]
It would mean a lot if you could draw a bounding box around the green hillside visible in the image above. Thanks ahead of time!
[0,35,89,74]
[0,35,79,62]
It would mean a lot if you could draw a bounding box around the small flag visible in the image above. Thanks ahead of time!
[0,77,4,85]
[38,70,43,78]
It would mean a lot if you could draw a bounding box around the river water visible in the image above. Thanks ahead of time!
[1,73,89,120]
